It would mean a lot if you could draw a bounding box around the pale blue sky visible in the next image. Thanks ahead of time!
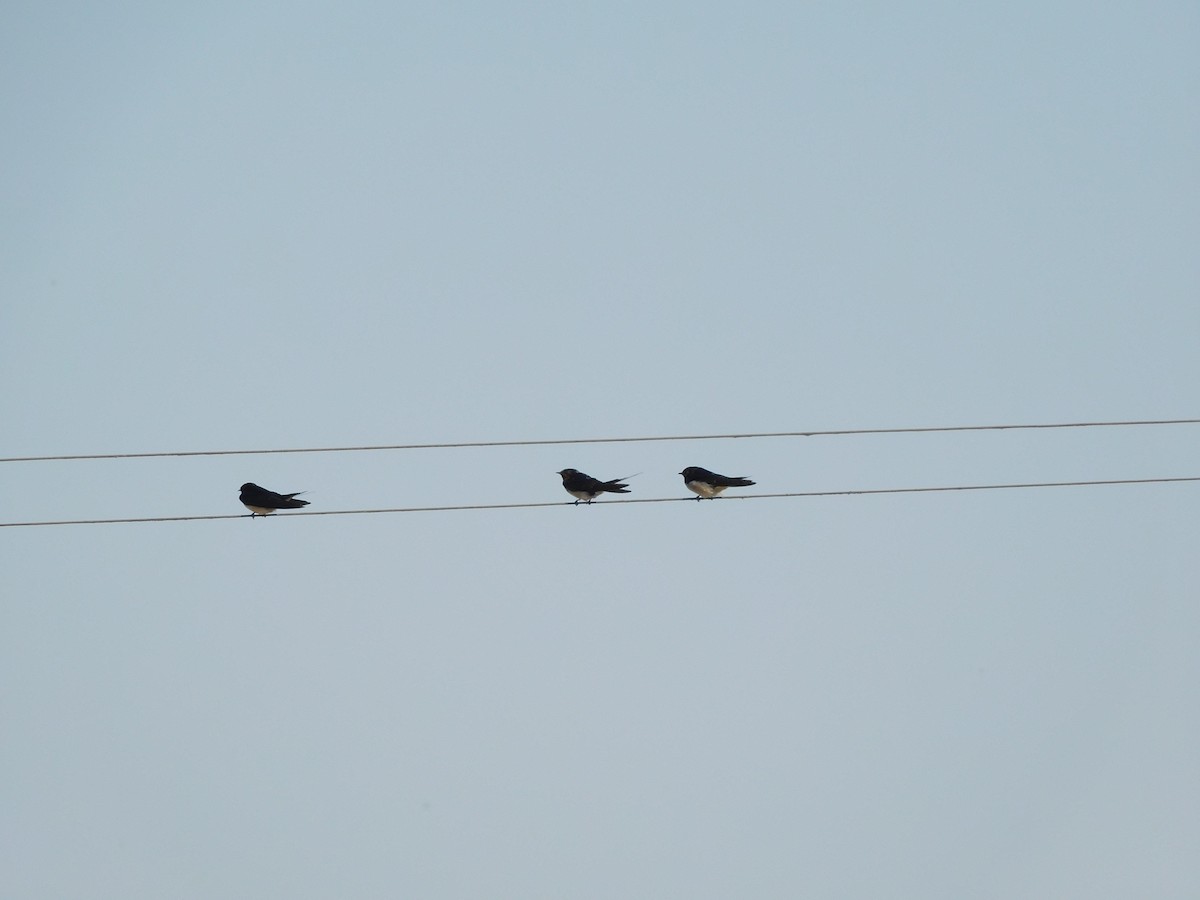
[2,2,1198,898]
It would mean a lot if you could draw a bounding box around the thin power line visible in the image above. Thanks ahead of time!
[1,417,1197,464]
[2,475,1195,528]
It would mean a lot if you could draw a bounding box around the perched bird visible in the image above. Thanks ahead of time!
[557,468,631,504]
[239,482,310,516]
[679,466,756,499]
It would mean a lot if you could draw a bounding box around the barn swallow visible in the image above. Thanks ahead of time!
[239,482,310,516]
[557,468,631,504]
[679,466,755,499]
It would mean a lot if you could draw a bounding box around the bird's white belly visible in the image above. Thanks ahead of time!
[685,481,725,498]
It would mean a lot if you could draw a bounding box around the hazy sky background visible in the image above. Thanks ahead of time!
[2,2,1198,897]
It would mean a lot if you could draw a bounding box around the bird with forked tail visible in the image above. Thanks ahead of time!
[557,468,632,504]
[239,482,310,516]
[679,466,755,499]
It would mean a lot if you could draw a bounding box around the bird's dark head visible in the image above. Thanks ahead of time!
[557,469,577,477]
[239,483,258,492]
[680,467,701,480]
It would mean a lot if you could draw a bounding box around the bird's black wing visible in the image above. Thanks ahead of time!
[711,473,755,487]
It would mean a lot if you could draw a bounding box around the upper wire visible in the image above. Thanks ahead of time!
[1,417,1197,464]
